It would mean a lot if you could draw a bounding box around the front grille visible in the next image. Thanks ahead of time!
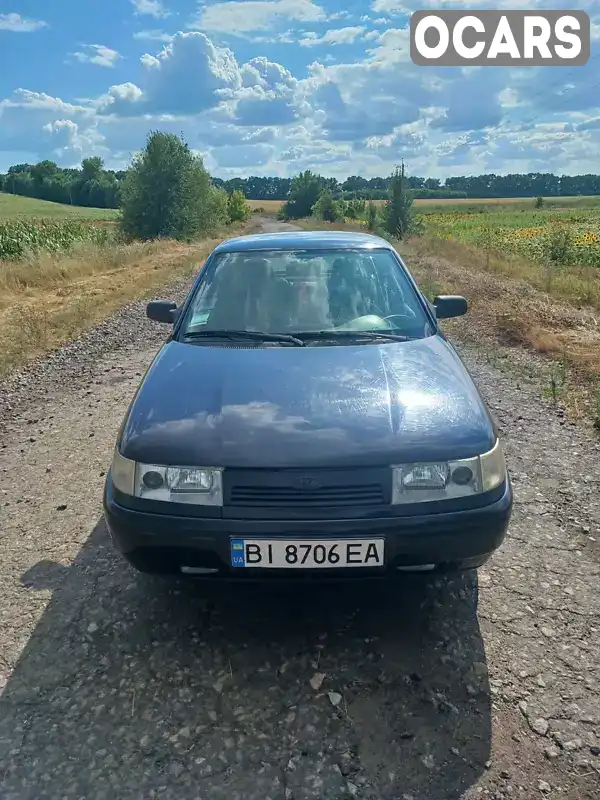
[224,469,388,508]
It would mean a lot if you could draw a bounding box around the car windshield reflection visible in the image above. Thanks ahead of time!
[179,248,433,342]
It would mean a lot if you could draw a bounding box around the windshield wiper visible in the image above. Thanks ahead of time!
[183,329,306,346]
[295,330,411,342]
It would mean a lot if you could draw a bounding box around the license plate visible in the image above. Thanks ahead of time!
[230,539,384,569]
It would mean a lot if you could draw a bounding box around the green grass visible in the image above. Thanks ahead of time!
[0,219,117,260]
[0,192,120,220]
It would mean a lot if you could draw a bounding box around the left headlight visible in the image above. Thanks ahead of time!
[110,449,223,506]
[391,438,506,505]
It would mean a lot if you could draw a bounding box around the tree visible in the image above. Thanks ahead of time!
[30,160,58,184]
[312,190,343,222]
[280,170,324,219]
[119,131,218,241]
[81,157,104,181]
[227,189,250,222]
[383,163,414,240]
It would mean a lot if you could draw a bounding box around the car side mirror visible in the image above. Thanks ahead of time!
[146,300,179,324]
[433,295,468,319]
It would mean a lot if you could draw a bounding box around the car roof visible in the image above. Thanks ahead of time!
[213,230,394,254]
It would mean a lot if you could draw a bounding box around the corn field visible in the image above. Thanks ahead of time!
[0,219,116,260]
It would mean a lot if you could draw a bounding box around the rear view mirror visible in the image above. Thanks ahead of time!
[146,300,179,324]
[433,295,468,319]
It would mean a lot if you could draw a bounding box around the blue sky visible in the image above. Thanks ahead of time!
[1,0,600,178]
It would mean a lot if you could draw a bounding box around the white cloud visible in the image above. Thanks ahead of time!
[100,32,242,115]
[235,58,307,125]
[133,29,174,42]
[366,27,411,64]
[0,90,96,161]
[131,0,170,19]
[0,12,47,32]
[71,45,122,68]
[215,142,275,167]
[430,69,505,132]
[42,119,108,164]
[304,59,433,142]
[300,26,365,47]
[193,0,327,33]
[3,22,600,178]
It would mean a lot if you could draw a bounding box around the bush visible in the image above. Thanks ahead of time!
[227,189,250,222]
[535,196,544,208]
[366,201,378,231]
[119,131,219,241]
[280,170,323,219]
[206,186,230,230]
[346,198,366,220]
[312,191,343,222]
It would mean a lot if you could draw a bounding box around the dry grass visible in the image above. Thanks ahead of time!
[0,222,257,376]
[247,199,284,212]
[413,235,600,310]
[400,236,600,426]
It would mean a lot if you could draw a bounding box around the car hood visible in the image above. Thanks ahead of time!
[119,336,497,468]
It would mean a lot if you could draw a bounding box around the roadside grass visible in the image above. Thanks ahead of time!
[402,236,600,423]
[0,220,255,377]
[0,192,120,220]
[294,216,600,430]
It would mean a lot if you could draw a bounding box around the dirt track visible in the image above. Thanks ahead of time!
[0,219,599,799]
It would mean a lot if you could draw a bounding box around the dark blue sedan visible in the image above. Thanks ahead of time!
[103,230,512,579]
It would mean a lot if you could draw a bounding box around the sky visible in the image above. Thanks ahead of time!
[1,0,600,179]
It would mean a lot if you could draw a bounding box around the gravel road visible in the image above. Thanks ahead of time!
[1,220,599,800]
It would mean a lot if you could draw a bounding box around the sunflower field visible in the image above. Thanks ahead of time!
[422,208,600,268]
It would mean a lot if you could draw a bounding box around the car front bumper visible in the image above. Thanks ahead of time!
[103,474,512,579]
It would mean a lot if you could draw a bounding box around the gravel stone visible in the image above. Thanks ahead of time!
[545,746,561,760]
[530,718,549,737]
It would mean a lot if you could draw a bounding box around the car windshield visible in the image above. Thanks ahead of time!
[178,248,433,341]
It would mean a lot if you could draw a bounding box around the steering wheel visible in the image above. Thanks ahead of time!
[381,311,416,325]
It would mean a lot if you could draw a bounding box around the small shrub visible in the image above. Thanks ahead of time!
[312,190,343,222]
[366,201,378,231]
[535,196,544,208]
[280,170,323,219]
[227,189,250,222]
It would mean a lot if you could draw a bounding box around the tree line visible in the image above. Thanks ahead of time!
[206,172,600,200]
[3,159,600,209]
[0,158,123,208]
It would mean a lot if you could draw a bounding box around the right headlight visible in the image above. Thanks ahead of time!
[391,438,506,504]
[110,448,223,506]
